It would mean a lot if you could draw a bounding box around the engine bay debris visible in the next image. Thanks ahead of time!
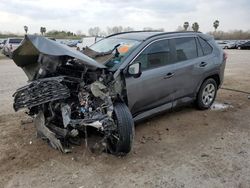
[12,35,134,156]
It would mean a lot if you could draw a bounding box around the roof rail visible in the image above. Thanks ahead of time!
[106,30,202,40]
[106,30,163,38]
[144,31,202,40]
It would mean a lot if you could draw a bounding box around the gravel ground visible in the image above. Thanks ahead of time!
[0,50,250,188]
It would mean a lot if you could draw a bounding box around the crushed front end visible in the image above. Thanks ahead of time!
[12,35,134,156]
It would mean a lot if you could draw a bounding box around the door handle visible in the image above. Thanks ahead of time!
[199,62,208,67]
[164,72,175,79]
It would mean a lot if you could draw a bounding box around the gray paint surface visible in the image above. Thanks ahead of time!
[119,32,225,117]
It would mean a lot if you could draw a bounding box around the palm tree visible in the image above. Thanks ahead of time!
[192,22,199,32]
[24,25,28,34]
[183,22,189,31]
[40,27,46,35]
[213,20,219,32]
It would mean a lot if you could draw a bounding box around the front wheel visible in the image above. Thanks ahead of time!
[107,103,134,156]
[196,78,217,110]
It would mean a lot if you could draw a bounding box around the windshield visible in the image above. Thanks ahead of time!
[9,39,22,44]
[90,38,141,68]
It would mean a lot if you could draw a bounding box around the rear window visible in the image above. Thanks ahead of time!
[198,37,212,56]
[175,37,197,61]
[9,39,22,44]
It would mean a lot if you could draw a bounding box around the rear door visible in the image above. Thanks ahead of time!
[125,39,176,115]
[170,36,214,101]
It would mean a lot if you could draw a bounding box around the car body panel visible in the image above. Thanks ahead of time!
[126,64,177,115]
[118,32,224,118]
[13,35,105,68]
[12,35,106,80]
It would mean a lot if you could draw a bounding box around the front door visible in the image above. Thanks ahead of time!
[125,39,177,115]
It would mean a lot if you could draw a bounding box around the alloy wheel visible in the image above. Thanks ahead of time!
[202,83,215,106]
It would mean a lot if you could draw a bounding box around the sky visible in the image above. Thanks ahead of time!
[0,0,250,35]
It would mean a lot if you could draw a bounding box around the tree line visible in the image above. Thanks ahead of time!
[87,26,164,37]
[1,21,250,40]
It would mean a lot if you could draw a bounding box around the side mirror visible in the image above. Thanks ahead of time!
[128,62,142,78]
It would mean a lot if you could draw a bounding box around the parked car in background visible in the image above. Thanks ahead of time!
[237,41,250,49]
[2,38,22,58]
[235,40,246,48]
[48,37,56,41]
[216,41,236,49]
[58,40,79,47]
[77,37,103,51]
[0,39,6,49]
[67,40,79,47]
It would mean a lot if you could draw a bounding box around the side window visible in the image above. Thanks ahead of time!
[195,37,204,57]
[175,37,197,62]
[134,39,172,70]
[198,37,213,56]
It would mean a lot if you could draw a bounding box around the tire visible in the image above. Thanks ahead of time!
[196,78,217,110]
[107,103,135,156]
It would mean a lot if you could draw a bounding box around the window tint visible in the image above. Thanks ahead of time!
[175,37,197,62]
[134,39,172,70]
[198,37,212,55]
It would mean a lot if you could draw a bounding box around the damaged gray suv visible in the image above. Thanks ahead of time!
[12,31,226,156]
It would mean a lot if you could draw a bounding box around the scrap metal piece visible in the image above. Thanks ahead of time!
[90,81,114,117]
[46,123,68,138]
[83,47,114,64]
[90,81,108,98]
[20,117,33,125]
[68,129,79,137]
[83,121,103,130]
[61,104,71,128]
[34,111,65,153]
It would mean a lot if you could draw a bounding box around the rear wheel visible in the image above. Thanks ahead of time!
[196,78,217,110]
[107,103,134,156]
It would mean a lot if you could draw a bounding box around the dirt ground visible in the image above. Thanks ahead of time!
[0,50,250,188]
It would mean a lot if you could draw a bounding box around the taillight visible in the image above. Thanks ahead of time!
[223,51,228,61]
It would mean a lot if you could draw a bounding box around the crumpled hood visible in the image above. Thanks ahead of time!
[13,35,106,69]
